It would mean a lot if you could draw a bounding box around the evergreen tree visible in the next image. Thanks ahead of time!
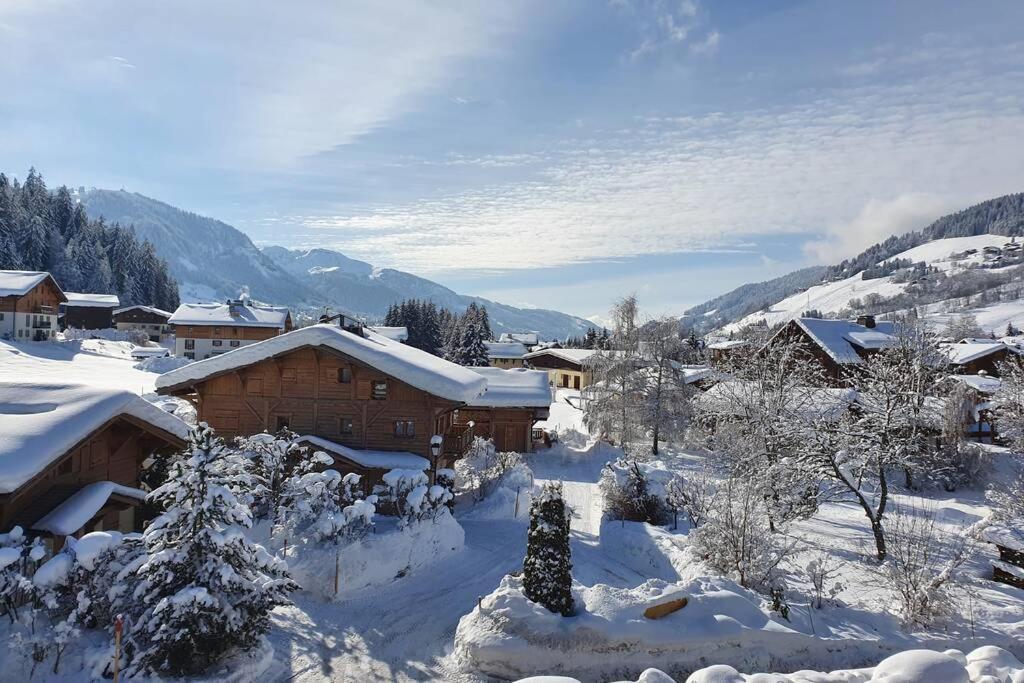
[128,424,297,677]
[522,481,573,616]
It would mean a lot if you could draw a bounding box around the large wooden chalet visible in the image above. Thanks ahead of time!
[113,304,174,342]
[0,270,66,342]
[765,316,897,384]
[941,340,1017,377]
[0,381,189,548]
[169,300,293,360]
[61,292,120,331]
[155,321,550,474]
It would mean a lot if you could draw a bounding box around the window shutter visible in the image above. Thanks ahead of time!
[356,379,372,400]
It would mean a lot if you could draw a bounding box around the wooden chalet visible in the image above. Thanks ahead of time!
[983,525,1024,590]
[523,348,597,390]
[484,341,528,369]
[61,292,120,330]
[113,304,174,342]
[155,321,491,472]
[456,367,552,453]
[941,340,1015,377]
[0,381,189,549]
[169,299,293,360]
[0,270,66,342]
[764,316,897,384]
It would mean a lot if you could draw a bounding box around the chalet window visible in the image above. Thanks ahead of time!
[233,328,239,336]
[282,368,297,383]
[214,327,221,335]
[184,339,195,350]
[337,367,352,384]
[0,313,4,320]
[212,339,222,347]
[230,340,240,347]
[340,417,354,435]
[372,380,388,400]
[184,352,195,360]
[393,420,415,438]
[275,415,290,431]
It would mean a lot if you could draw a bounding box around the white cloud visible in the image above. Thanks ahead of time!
[616,0,715,61]
[267,41,1024,276]
[690,31,720,55]
[803,193,960,264]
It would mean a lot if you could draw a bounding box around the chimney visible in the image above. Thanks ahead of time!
[856,315,876,329]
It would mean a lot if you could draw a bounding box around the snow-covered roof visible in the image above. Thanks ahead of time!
[467,367,552,408]
[523,347,598,366]
[0,270,62,299]
[298,435,429,470]
[0,381,190,494]
[696,379,857,422]
[156,324,488,403]
[499,332,539,346]
[958,338,1002,345]
[947,374,1002,394]
[63,292,120,308]
[984,523,1024,552]
[706,340,748,351]
[794,318,897,365]
[112,304,173,318]
[677,364,715,385]
[168,302,291,328]
[485,341,528,360]
[32,481,146,536]
[368,326,408,342]
[941,342,1009,365]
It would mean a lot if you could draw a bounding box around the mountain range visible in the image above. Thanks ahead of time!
[78,189,593,339]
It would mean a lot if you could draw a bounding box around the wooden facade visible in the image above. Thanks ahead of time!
[455,406,542,453]
[0,274,65,342]
[159,344,471,468]
[0,415,185,544]
[951,346,1010,377]
[62,305,115,331]
[526,352,594,390]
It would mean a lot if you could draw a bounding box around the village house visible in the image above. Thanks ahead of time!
[498,331,540,348]
[764,316,897,384]
[0,270,66,342]
[169,299,293,360]
[941,339,1016,377]
[60,292,120,331]
[456,367,552,452]
[0,381,189,548]
[113,305,174,342]
[485,341,528,368]
[523,347,597,390]
[705,339,748,364]
[154,321,493,475]
[944,373,1001,442]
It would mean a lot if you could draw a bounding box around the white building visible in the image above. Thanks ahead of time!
[169,300,292,360]
[0,270,65,342]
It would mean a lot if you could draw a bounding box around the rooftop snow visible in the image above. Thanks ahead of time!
[0,381,189,494]
[63,292,120,308]
[367,326,408,342]
[523,347,598,366]
[32,481,146,536]
[168,302,290,328]
[706,340,748,350]
[947,374,1002,393]
[942,342,1009,365]
[112,304,173,318]
[298,435,429,470]
[499,332,539,346]
[484,341,528,359]
[795,318,897,365]
[467,367,552,408]
[984,523,1024,552]
[156,324,488,403]
[0,270,54,297]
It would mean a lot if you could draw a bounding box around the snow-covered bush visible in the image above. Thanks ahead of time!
[277,463,343,543]
[802,551,844,609]
[381,469,452,528]
[688,476,794,591]
[599,459,669,525]
[0,526,44,624]
[986,462,1024,522]
[876,503,975,627]
[455,437,526,503]
[663,469,714,529]
[236,429,307,520]
[523,481,573,616]
[127,423,297,677]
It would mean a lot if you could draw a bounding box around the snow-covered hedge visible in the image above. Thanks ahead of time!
[513,645,1024,683]
[287,510,465,600]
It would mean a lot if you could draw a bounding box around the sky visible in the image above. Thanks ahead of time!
[3,1,1024,323]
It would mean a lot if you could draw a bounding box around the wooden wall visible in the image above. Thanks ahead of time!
[189,346,461,461]
[63,306,115,330]
[457,407,537,453]
[173,324,281,341]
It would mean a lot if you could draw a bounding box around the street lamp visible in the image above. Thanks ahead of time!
[430,434,443,459]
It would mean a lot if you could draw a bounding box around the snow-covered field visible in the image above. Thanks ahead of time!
[0,338,163,393]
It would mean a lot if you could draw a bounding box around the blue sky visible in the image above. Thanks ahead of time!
[3,1,1024,323]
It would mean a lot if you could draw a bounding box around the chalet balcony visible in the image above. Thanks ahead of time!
[443,423,475,457]
[31,320,52,329]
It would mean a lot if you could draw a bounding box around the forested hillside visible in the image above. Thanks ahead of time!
[0,169,179,310]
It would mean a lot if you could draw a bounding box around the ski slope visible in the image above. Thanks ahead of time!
[725,234,1016,331]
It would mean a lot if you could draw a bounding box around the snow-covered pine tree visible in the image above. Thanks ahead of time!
[522,481,573,616]
[128,424,296,677]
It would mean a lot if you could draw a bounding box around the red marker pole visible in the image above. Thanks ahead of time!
[112,614,123,683]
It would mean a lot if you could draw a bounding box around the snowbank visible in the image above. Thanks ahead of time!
[287,512,465,599]
[134,354,191,373]
[599,520,691,582]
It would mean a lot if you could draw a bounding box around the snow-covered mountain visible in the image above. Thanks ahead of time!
[684,193,1024,336]
[263,246,595,339]
[80,190,593,339]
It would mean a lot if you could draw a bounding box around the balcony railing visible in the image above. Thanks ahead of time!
[443,423,475,457]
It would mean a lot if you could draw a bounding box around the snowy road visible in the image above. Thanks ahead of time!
[267,448,637,682]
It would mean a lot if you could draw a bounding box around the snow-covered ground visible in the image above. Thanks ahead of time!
[0,338,162,394]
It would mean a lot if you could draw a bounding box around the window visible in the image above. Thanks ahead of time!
[372,380,388,400]
[233,327,239,336]
[340,417,354,435]
[393,420,415,438]
[230,340,240,347]
[214,327,221,335]
[212,339,222,347]
[275,415,290,431]
[0,313,4,321]
[184,339,195,350]
[184,351,195,360]
[337,367,352,384]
